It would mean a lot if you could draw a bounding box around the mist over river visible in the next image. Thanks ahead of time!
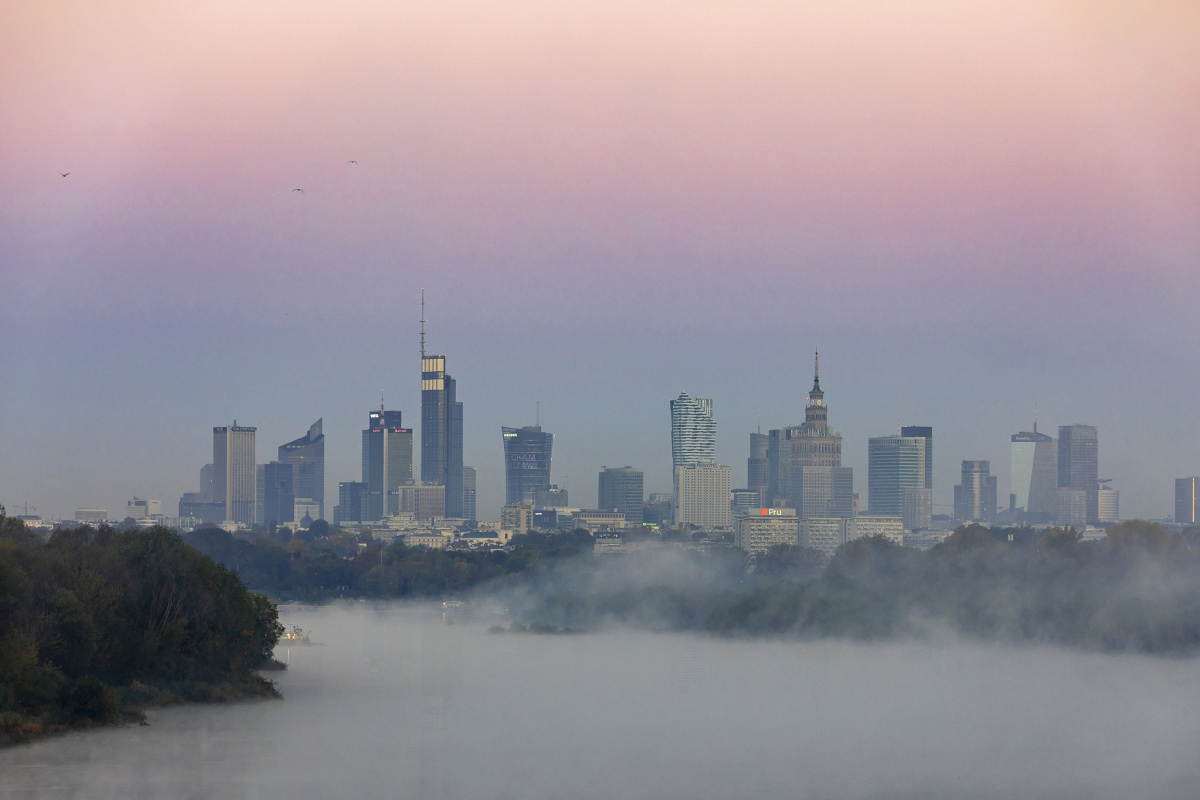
[3,604,1200,799]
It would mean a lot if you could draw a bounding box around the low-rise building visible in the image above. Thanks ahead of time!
[852,515,904,546]
[501,503,534,535]
[74,508,107,523]
[571,509,626,532]
[734,508,799,554]
[593,531,625,554]
[403,532,451,549]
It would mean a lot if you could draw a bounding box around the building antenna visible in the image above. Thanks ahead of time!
[381,390,385,413]
[419,288,426,361]
[536,401,540,427]
[1034,402,1038,434]
[757,414,761,434]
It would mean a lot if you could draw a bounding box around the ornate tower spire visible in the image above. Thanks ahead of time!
[807,347,824,407]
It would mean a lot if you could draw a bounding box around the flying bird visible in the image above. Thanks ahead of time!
[348,160,357,164]
[292,188,304,192]
[60,172,70,177]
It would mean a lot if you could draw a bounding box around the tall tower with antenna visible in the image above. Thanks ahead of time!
[419,291,465,517]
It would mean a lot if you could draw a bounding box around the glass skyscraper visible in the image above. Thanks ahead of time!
[598,466,644,525]
[954,460,997,523]
[1058,424,1099,524]
[502,425,553,505]
[899,425,933,490]
[867,435,927,517]
[421,355,464,518]
[1011,425,1057,517]
[279,419,324,519]
[363,408,413,520]
[670,393,716,469]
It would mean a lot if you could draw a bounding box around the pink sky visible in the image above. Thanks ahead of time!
[2,0,1199,520]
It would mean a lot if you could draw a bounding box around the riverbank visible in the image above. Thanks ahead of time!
[0,518,285,748]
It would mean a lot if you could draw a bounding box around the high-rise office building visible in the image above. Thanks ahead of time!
[363,408,413,520]
[675,462,731,528]
[748,432,768,504]
[902,486,933,531]
[420,297,465,518]
[1058,424,1099,524]
[279,419,325,519]
[899,426,933,491]
[1176,478,1200,525]
[261,461,294,525]
[644,493,674,526]
[670,393,716,469]
[463,466,477,523]
[335,481,368,525]
[1057,489,1087,529]
[954,460,997,523]
[867,435,927,517]
[1097,481,1119,524]
[767,351,851,515]
[213,424,256,524]
[502,425,554,505]
[598,466,644,525]
[1011,425,1057,519]
[792,466,855,519]
[199,464,215,501]
[535,486,568,507]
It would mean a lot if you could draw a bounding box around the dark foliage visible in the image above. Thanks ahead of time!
[0,515,282,745]
[705,523,1200,653]
[183,526,561,601]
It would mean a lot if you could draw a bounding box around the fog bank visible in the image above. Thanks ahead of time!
[2,604,1199,799]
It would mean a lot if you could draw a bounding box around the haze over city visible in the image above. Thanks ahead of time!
[3,0,1200,522]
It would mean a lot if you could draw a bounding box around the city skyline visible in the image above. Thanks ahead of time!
[4,343,1194,524]
[4,1,1200,522]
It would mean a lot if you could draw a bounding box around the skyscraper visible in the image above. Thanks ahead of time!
[747,432,768,503]
[462,466,477,523]
[336,481,368,525]
[598,466,644,525]
[670,393,716,469]
[767,351,851,517]
[213,423,256,524]
[675,462,731,528]
[1058,424,1099,524]
[363,408,413,520]
[954,460,997,524]
[261,461,294,525]
[199,464,214,500]
[867,435,928,524]
[279,419,325,519]
[421,354,464,518]
[1011,425,1057,519]
[502,425,553,505]
[1176,478,1199,525]
[899,425,933,490]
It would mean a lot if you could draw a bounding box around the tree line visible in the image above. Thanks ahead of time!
[1,513,282,745]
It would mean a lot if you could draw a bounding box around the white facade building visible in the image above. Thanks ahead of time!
[675,463,731,529]
[800,515,904,559]
[670,393,716,470]
[734,509,799,554]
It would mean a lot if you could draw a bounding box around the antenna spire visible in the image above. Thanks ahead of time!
[420,288,426,361]
[381,390,385,413]
[1034,402,1038,434]
[536,401,540,427]
[814,348,819,381]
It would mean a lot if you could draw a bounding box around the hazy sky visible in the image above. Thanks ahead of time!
[2,0,1199,520]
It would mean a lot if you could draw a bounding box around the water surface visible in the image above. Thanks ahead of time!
[3,604,1199,799]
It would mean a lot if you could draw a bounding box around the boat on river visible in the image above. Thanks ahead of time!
[280,625,311,644]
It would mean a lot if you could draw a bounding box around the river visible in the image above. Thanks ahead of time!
[2,604,1199,799]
